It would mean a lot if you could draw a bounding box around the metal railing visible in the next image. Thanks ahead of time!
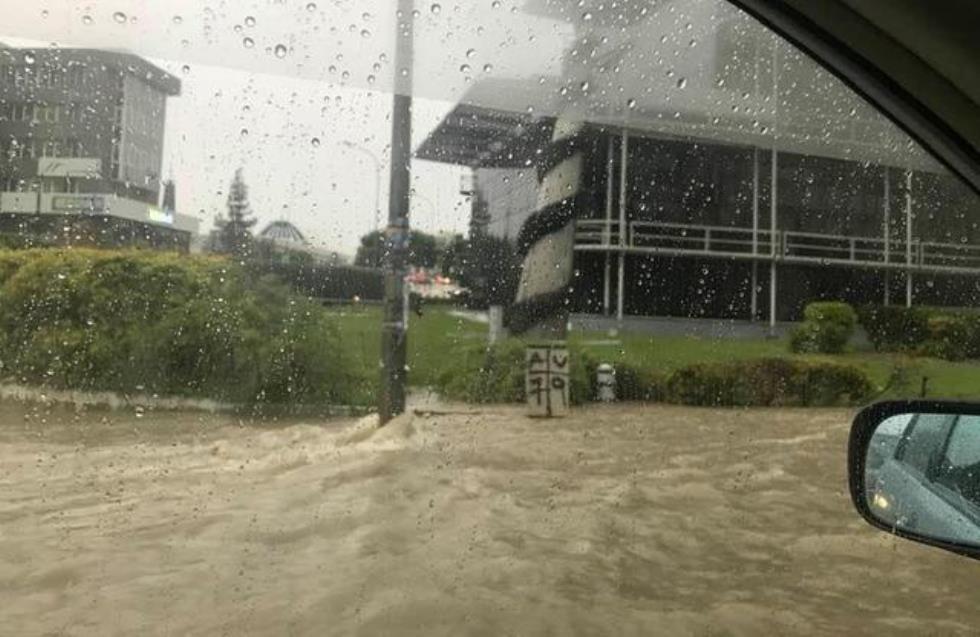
[574,219,980,274]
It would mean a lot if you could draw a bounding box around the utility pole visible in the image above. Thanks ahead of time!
[379,0,414,425]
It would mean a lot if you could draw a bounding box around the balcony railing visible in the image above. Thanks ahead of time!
[574,219,980,275]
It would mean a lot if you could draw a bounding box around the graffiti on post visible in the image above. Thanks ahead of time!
[526,344,570,417]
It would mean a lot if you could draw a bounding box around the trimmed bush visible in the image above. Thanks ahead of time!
[435,342,602,405]
[0,249,370,407]
[858,304,980,361]
[665,358,873,407]
[789,301,856,354]
[857,304,930,352]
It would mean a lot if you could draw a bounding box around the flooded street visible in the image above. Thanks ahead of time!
[2,400,979,636]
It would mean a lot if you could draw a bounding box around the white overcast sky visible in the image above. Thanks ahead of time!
[0,0,570,253]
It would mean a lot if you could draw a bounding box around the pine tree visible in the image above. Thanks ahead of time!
[469,190,491,238]
[217,168,257,257]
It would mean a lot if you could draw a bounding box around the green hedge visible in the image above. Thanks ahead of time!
[857,305,931,352]
[664,358,873,407]
[789,301,857,354]
[858,304,980,360]
[0,249,372,407]
[435,341,594,405]
[253,259,384,301]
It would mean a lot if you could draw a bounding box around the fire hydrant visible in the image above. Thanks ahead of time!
[596,363,616,402]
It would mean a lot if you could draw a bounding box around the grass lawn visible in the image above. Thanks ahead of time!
[327,305,980,400]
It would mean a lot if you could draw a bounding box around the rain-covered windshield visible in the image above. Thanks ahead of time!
[2,1,979,634]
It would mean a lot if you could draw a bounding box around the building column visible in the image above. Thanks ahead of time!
[769,147,778,336]
[883,168,891,306]
[616,128,629,323]
[906,170,914,308]
[750,147,760,321]
[602,136,614,316]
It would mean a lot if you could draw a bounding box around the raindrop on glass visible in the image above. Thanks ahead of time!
[306,2,317,11]
[113,11,127,24]
[81,14,94,25]
[274,44,288,58]
[430,3,441,14]
[311,137,321,148]
[243,37,255,48]
[244,16,256,27]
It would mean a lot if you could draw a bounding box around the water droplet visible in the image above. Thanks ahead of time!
[582,11,593,20]
[113,11,127,24]
[81,14,94,25]
[240,128,249,138]
[360,28,371,38]
[466,48,476,58]
[483,63,493,73]
[430,3,441,14]
[23,52,35,65]
[306,2,317,11]
[243,36,255,48]
[459,63,471,73]
[172,15,183,25]
[274,44,288,58]
[311,137,320,148]
[181,65,190,74]
[580,81,590,91]
[676,77,687,89]
[41,9,49,18]
[627,98,637,109]
[244,16,256,27]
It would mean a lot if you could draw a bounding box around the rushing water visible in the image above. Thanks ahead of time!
[2,399,979,635]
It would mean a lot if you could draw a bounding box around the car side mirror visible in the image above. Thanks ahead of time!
[848,401,980,560]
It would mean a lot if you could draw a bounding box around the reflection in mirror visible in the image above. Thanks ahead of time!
[865,413,980,548]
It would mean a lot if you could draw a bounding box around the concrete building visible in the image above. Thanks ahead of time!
[417,0,980,329]
[0,47,199,251]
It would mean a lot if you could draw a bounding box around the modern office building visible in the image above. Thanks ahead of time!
[417,0,980,329]
[0,47,199,251]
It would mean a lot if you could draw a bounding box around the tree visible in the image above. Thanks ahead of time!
[213,168,257,257]
[462,233,519,308]
[469,191,491,238]
[438,233,468,278]
[354,229,440,269]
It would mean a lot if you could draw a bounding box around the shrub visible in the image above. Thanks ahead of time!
[920,313,980,361]
[435,341,598,405]
[0,249,368,407]
[858,304,980,361]
[665,358,873,407]
[789,301,856,354]
[857,305,930,351]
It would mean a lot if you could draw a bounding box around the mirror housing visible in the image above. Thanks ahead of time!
[849,400,980,561]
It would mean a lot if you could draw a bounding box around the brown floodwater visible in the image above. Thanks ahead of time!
[2,399,978,635]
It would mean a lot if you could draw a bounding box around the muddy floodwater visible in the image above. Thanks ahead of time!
[2,400,979,635]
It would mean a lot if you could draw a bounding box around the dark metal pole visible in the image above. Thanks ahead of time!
[379,1,414,425]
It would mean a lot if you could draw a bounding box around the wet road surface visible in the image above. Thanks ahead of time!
[2,401,978,635]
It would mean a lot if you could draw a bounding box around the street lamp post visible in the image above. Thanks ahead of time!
[379,0,415,425]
